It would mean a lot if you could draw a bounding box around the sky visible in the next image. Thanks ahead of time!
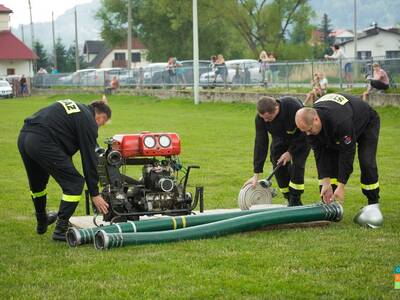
[2,0,92,27]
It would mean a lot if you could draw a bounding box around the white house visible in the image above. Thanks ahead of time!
[339,25,400,59]
[83,39,149,69]
[0,4,37,76]
[330,29,354,44]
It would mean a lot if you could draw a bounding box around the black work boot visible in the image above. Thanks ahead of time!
[288,195,303,207]
[35,211,58,234]
[52,219,70,241]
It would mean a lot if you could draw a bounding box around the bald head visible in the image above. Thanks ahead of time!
[295,107,322,135]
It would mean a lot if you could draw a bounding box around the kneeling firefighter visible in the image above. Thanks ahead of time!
[244,96,310,206]
[17,98,111,241]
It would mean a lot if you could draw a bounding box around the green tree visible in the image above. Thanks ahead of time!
[217,0,314,57]
[96,0,249,61]
[65,45,88,72]
[320,13,335,54]
[53,38,68,72]
[33,41,50,71]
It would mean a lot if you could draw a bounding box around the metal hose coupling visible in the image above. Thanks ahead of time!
[353,203,383,228]
[321,201,344,222]
[66,227,96,247]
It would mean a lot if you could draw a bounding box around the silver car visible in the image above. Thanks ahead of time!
[199,59,262,87]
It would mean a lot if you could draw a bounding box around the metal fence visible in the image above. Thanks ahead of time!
[32,57,400,90]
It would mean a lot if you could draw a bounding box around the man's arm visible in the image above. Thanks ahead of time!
[253,116,269,174]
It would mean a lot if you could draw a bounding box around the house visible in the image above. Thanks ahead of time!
[83,39,149,69]
[339,24,400,59]
[329,29,354,44]
[0,4,37,76]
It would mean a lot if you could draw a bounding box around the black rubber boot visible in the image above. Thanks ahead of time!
[52,219,70,241]
[35,211,58,234]
[288,194,303,207]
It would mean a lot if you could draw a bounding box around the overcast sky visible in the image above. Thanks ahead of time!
[2,0,92,27]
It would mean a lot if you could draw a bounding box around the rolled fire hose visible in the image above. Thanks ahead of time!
[94,202,343,250]
[239,164,281,210]
[238,182,275,210]
[67,207,288,247]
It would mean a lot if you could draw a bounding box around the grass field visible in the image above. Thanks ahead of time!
[0,94,399,299]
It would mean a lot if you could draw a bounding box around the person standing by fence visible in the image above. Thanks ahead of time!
[325,45,352,88]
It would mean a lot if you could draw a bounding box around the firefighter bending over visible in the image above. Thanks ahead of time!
[244,96,310,206]
[18,99,111,241]
[295,93,382,221]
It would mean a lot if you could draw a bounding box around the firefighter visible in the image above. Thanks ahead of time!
[295,93,381,211]
[17,99,110,241]
[244,96,310,206]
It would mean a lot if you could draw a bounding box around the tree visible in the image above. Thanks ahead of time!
[96,0,249,61]
[65,45,88,72]
[52,38,68,72]
[320,13,335,53]
[33,41,50,71]
[217,0,314,57]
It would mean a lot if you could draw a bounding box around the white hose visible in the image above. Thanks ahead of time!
[238,182,274,210]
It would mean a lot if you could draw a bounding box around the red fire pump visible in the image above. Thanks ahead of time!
[86,132,204,223]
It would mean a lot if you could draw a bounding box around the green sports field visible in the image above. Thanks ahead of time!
[0,94,399,299]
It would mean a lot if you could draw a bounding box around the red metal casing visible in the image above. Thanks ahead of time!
[112,132,181,158]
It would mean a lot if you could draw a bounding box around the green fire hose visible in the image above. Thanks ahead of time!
[67,207,289,247]
[94,202,343,250]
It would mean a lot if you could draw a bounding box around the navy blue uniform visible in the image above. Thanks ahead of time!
[18,99,100,220]
[308,93,380,204]
[253,97,310,198]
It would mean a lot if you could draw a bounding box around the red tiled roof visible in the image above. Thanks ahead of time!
[0,4,13,13]
[0,30,38,60]
[117,39,146,50]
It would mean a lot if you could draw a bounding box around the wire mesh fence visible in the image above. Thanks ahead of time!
[31,57,399,90]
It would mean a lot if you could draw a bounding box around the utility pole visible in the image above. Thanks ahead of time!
[28,0,34,48]
[74,7,80,71]
[21,25,25,43]
[192,0,200,105]
[52,11,57,70]
[127,0,132,70]
[353,0,357,60]
[353,0,358,78]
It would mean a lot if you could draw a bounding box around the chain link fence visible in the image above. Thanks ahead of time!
[32,57,399,90]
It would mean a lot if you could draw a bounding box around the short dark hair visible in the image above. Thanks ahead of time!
[333,44,340,50]
[257,97,277,114]
[89,100,112,119]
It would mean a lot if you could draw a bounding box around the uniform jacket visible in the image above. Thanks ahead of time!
[253,97,307,173]
[21,99,100,196]
[307,93,377,184]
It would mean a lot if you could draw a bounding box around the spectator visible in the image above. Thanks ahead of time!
[166,57,177,87]
[325,44,352,88]
[110,76,120,94]
[214,54,228,87]
[259,50,269,85]
[304,72,328,106]
[37,68,47,74]
[266,52,277,84]
[51,66,59,74]
[362,63,390,101]
[20,75,28,97]
[175,60,186,88]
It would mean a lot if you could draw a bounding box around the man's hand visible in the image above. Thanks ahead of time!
[92,195,109,214]
[332,183,345,204]
[320,178,333,204]
[243,174,260,188]
[277,151,292,166]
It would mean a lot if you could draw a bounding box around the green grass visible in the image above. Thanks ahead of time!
[1,94,399,299]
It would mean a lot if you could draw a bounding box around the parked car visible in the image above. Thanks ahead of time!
[0,80,13,98]
[58,69,97,86]
[161,60,211,86]
[199,59,262,87]
[142,63,168,88]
